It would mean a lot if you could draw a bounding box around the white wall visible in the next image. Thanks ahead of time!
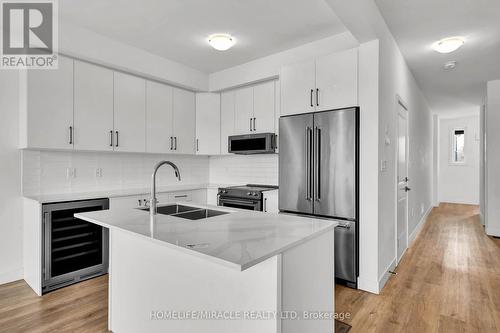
[0,71,23,284]
[209,32,358,91]
[209,155,278,186]
[324,0,433,293]
[60,21,208,91]
[22,151,209,197]
[485,80,500,236]
[438,115,480,205]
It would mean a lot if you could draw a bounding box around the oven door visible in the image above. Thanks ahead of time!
[218,196,262,211]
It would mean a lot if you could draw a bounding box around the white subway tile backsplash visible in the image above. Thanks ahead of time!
[209,155,278,185]
[22,150,279,196]
[22,150,210,196]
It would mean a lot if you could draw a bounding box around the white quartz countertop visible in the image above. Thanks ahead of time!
[23,183,233,203]
[75,203,337,271]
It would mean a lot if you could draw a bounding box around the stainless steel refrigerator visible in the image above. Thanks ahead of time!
[279,107,359,288]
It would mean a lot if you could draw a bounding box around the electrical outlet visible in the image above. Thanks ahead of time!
[380,160,387,172]
[66,167,76,179]
[95,168,103,178]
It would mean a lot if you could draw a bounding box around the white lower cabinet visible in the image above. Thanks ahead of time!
[207,188,219,206]
[263,190,279,213]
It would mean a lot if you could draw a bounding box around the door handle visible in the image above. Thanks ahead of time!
[109,130,113,147]
[196,139,199,152]
[264,198,267,212]
[170,137,173,150]
[316,88,319,107]
[253,117,256,131]
[305,127,311,200]
[405,186,411,192]
[310,89,314,107]
[115,131,119,147]
[250,118,253,132]
[174,137,177,150]
[68,126,73,145]
[314,126,321,201]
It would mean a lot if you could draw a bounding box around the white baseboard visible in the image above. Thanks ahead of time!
[378,257,396,292]
[486,226,500,237]
[357,277,379,294]
[409,205,433,245]
[0,268,23,285]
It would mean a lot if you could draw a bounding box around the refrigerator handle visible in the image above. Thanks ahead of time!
[305,127,311,200]
[314,126,321,201]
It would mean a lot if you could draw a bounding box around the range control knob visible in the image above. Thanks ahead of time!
[247,192,252,196]
[253,193,259,197]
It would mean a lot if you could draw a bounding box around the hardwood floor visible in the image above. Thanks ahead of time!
[0,275,109,333]
[336,203,500,333]
[1,203,498,332]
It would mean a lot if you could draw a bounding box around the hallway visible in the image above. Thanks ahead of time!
[336,203,500,332]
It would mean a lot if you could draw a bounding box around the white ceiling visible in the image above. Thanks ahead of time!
[375,0,500,115]
[60,0,346,73]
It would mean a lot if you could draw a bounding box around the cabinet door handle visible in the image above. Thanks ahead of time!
[109,130,114,147]
[310,89,314,107]
[264,198,267,212]
[174,137,177,150]
[196,139,199,152]
[253,117,256,131]
[250,118,253,132]
[115,131,119,147]
[170,137,173,150]
[68,126,73,145]
[316,88,319,107]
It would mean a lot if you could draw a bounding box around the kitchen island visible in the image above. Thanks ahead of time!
[76,203,337,333]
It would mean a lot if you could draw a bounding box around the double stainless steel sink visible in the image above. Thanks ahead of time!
[140,204,229,220]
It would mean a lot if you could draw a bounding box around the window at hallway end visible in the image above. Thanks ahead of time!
[451,128,465,164]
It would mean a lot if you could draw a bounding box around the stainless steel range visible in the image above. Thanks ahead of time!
[218,184,278,211]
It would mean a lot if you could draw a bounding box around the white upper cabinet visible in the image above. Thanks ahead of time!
[113,72,146,153]
[280,48,358,116]
[146,81,173,154]
[21,55,74,150]
[196,93,221,155]
[220,91,236,155]
[315,48,358,111]
[74,60,114,151]
[172,87,196,154]
[253,81,276,133]
[280,60,316,116]
[234,86,254,135]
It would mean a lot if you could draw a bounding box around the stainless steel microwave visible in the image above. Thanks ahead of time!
[228,133,276,154]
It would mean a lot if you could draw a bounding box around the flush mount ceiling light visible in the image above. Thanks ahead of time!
[432,37,465,53]
[208,34,235,51]
[443,61,457,70]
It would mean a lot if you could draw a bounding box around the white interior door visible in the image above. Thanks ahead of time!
[396,102,409,263]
